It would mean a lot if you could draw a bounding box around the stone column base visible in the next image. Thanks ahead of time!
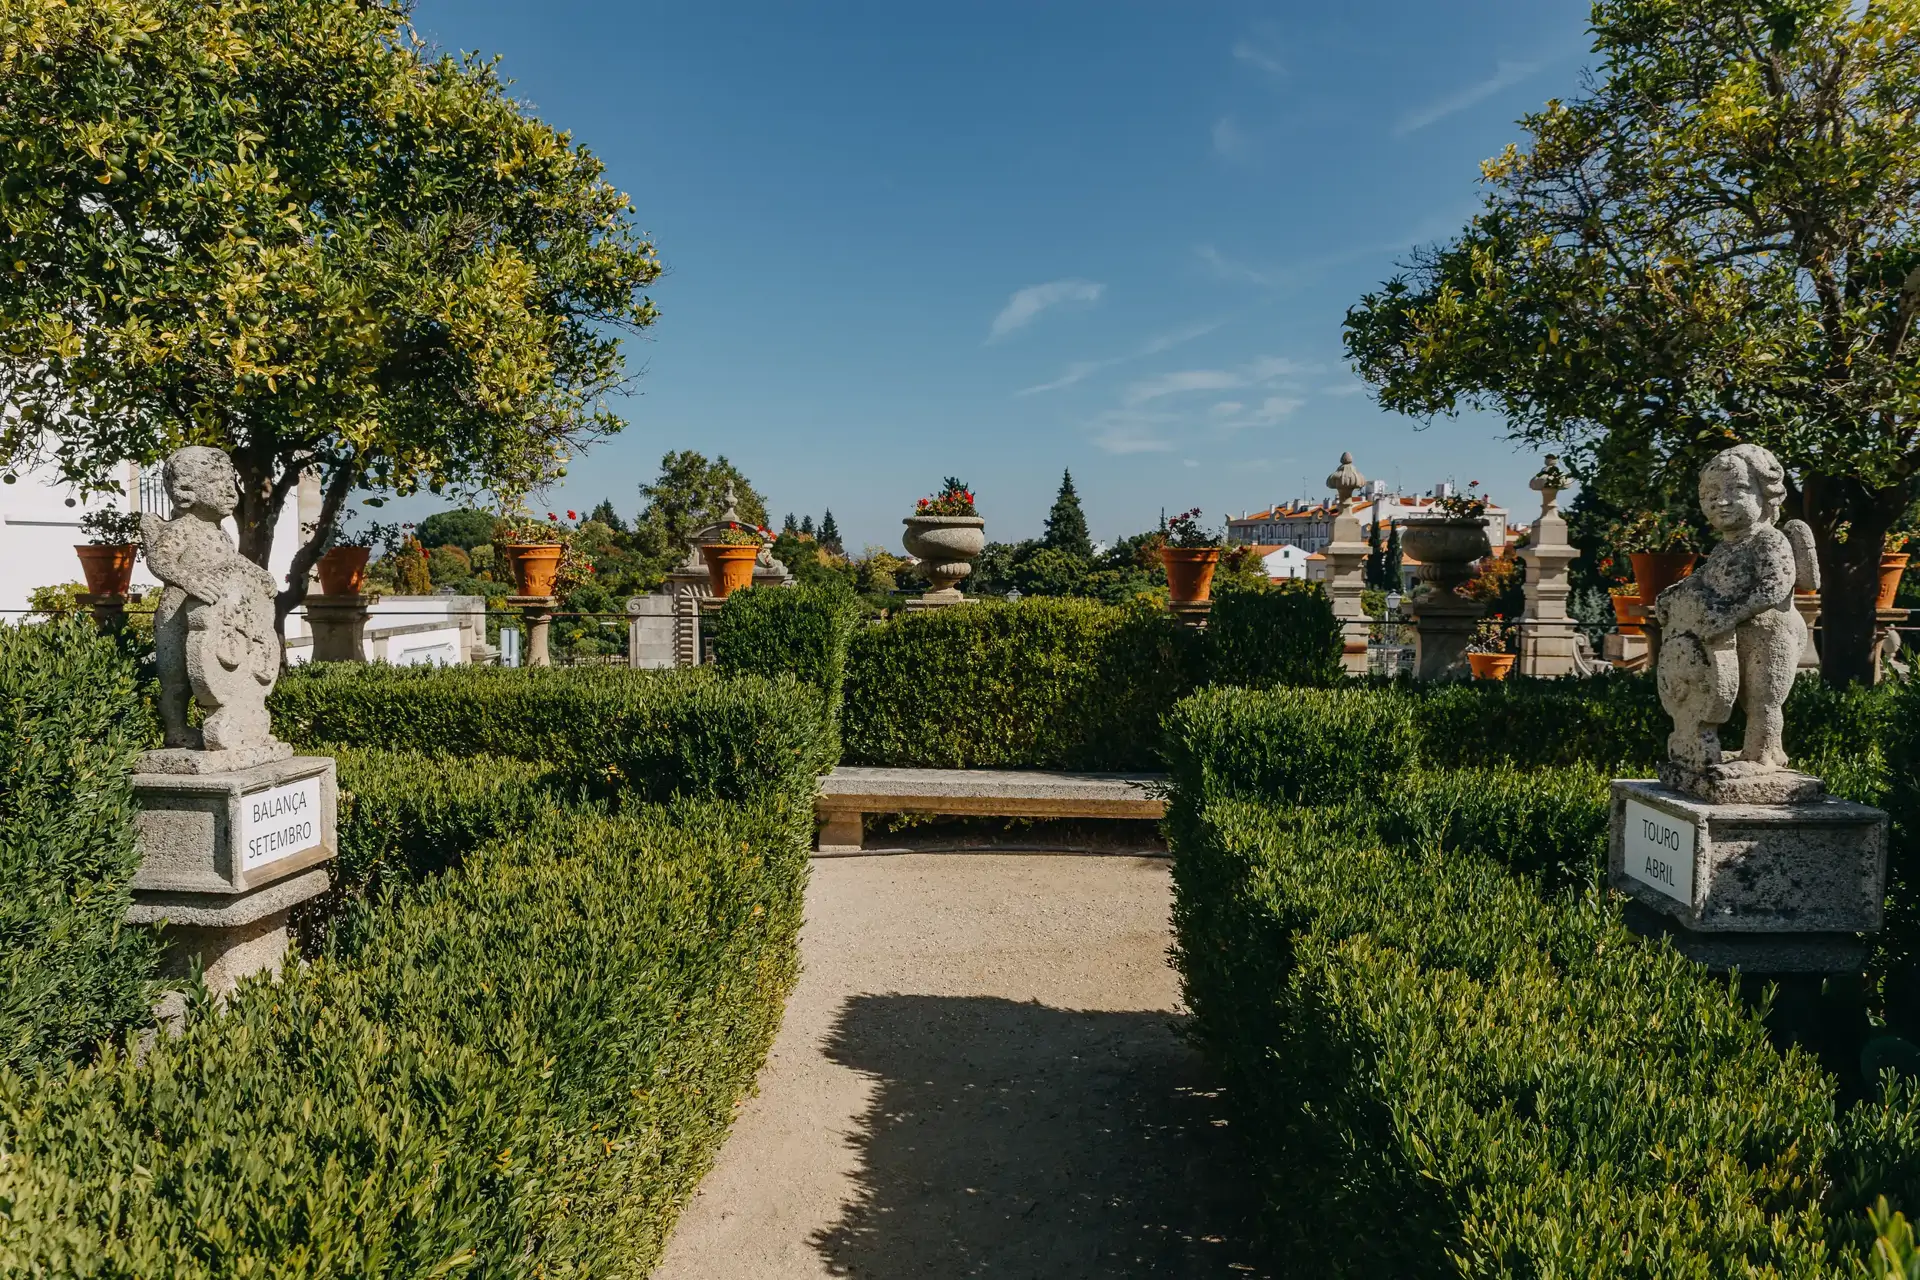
[1167,599,1212,629]
[304,593,370,662]
[1407,594,1483,681]
[905,589,970,611]
[508,595,557,667]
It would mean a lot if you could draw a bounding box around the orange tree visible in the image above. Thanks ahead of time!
[1345,0,1920,683]
[0,0,660,632]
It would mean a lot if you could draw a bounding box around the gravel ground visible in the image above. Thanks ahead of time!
[651,852,1271,1279]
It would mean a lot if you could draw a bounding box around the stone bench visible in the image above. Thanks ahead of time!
[816,766,1168,852]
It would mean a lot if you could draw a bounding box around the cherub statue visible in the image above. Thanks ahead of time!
[141,446,282,753]
[1655,443,1818,779]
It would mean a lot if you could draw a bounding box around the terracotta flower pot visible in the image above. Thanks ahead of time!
[901,515,987,596]
[74,544,136,596]
[1610,592,1645,637]
[1629,551,1697,607]
[700,543,761,598]
[502,543,565,598]
[316,545,370,595]
[1160,546,1222,603]
[1878,553,1910,611]
[1468,652,1516,680]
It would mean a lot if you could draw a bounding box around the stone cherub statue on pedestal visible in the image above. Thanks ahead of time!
[1655,443,1821,803]
[140,445,289,772]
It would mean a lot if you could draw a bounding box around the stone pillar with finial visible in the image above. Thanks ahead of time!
[1323,453,1372,675]
[1518,455,1581,677]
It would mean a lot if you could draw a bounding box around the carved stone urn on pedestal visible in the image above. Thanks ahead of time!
[902,515,986,607]
[1400,517,1490,680]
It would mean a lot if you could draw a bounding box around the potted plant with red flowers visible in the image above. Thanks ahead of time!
[315,511,378,595]
[1160,508,1223,603]
[1466,615,1517,680]
[495,511,569,598]
[1607,510,1699,606]
[699,521,770,599]
[901,477,986,603]
[74,509,141,597]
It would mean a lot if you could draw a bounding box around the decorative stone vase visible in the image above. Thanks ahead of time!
[74,543,136,596]
[1400,518,1491,596]
[1878,553,1910,610]
[1160,547,1222,603]
[700,543,761,598]
[502,543,564,598]
[1468,652,1516,680]
[1629,551,1697,606]
[901,515,986,602]
[316,545,370,595]
[1611,592,1645,636]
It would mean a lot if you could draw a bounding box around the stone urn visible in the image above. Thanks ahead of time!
[1629,551,1697,605]
[1400,517,1491,598]
[316,545,370,595]
[74,543,136,596]
[1160,547,1222,604]
[1878,553,1910,610]
[502,543,564,598]
[902,515,986,604]
[700,543,761,598]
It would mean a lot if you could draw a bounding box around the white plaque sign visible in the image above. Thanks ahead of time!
[238,776,323,872]
[1623,798,1695,905]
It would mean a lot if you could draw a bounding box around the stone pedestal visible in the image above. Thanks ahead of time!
[508,595,556,667]
[76,591,128,631]
[1518,460,1580,677]
[1608,780,1887,973]
[904,588,970,611]
[130,754,337,997]
[1408,594,1482,681]
[1166,599,1212,630]
[1604,629,1650,669]
[304,593,370,662]
[1793,594,1821,671]
[1322,454,1372,676]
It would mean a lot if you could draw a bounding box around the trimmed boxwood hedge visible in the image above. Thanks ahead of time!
[1204,581,1343,689]
[842,597,1201,770]
[711,583,861,769]
[0,796,808,1275]
[1166,683,1920,1273]
[0,618,159,1071]
[271,662,827,802]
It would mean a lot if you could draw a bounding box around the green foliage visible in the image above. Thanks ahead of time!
[0,0,662,590]
[711,584,861,768]
[817,509,843,556]
[270,664,826,804]
[1205,581,1343,689]
[0,796,807,1275]
[1043,469,1093,558]
[1162,685,1416,809]
[1376,765,1610,892]
[416,508,500,552]
[0,619,159,1070]
[843,598,1199,770]
[1408,675,1666,772]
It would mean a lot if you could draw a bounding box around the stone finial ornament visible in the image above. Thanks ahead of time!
[1326,452,1365,509]
[1655,443,1820,801]
[141,446,285,762]
[1529,454,1569,515]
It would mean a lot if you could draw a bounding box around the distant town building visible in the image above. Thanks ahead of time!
[1242,544,1311,581]
[1227,479,1509,554]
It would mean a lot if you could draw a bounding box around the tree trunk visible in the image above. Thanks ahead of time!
[1803,474,1905,686]
[228,449,357,649]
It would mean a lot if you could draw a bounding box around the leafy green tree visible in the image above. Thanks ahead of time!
[1345,0,1920,682]
[0,0,660,634]
[416,509,498,553]
[782,513,799,535]
[630,451,768,580]
[1043,469,1093,558]
[587,500,628,535]
[818,509,843,556]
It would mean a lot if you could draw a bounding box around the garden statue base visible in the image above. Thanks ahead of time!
[1655,760,1827,806]
[304,593,371,662]
[129,753,337,997]
[905,587,968,611]
[508,595,556,667]
[1608,779,1887,974]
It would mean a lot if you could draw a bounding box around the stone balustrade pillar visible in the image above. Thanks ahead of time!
[1322,452,1372,676]
[1518,457,1580,678]
[509,595,556,667]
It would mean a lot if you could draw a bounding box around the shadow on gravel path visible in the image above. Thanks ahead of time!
[813,994,1271,1279]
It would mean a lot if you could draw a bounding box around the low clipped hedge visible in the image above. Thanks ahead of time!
[711,583,861,768]
[842,597,1200,770]
[1205,583,1343,689]
[0,796,808,1274]
[1164,683,1920,1273]
[0,618,158,1071]
[271,663,826,802]
[1163,685,1417,807]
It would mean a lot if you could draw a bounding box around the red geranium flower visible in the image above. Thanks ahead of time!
[567,509,576,520]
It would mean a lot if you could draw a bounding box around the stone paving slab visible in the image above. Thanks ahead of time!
[650,853,1269,1279]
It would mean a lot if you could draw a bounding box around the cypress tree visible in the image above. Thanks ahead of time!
[1043,469,1093,558]
[781,512,798,535]
[1384,523,1404,591]
[800,514,815,538]
[1365,520,1385,587]
[818,509,843,555]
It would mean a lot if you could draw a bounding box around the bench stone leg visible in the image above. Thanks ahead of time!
[818,809,864,852]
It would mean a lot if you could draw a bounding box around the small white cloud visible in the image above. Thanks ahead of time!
[1232,38,1285,77]
[1394,59,1544,136]
[1210,401,1245,417]
[988,278,1104,342]
[1017,360,1105,396]
[1321,381,1369,398]
[1212,114,1253,163]
[1182,459,1201,469]
[1121,355,1316,407]
[1017,320,1226,397]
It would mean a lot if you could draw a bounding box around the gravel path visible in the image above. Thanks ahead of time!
[652,853,1270,1279]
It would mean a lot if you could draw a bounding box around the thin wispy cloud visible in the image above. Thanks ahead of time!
[1394,58,1545,136]
[1122,355,1316,408]
[1232,38,1286,78]
[1016,320,1223,396]
[987,278,1104,342]
[1089,410,1180,455]
[1212,114,1253,163]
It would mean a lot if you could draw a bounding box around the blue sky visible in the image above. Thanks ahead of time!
[408,1,1596,549]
